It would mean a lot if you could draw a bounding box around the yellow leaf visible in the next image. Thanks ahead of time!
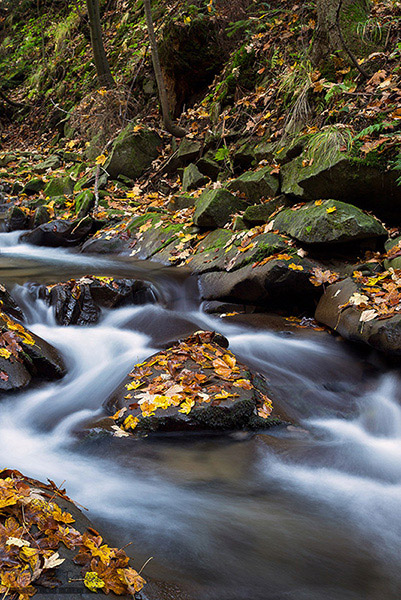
[0,348,11,359]
[314,200,323,206]
[326,206,336,213]
[84,571,105,592]
[95,154,107,165]
[123,415,140,430]
[288,263,303,271]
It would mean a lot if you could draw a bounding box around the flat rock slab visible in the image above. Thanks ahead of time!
[105,331,280,435]
[21,217,94,247]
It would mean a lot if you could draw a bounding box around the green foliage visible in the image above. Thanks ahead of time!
[214,146,230,162]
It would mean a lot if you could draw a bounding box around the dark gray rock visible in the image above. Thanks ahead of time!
[5,206,30,231]
[193,188,248,228]
[21,217,93,247]
[182,163,209,191]
[243,196,289,225]
[227,166,279,202]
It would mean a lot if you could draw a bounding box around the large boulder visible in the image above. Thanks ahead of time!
[105,125,161,180]
[281,153,401,222]
[0,468,146,599]
[187,229,289,274]
[21,217,94,247]
[273,200,386,244]
[227,166,279,202]
[193,188,248,228]
[198,255,319,310]
[105,331,280,434]
[315,272,401,355]
[37,276,156,326]
[0,309,65,391]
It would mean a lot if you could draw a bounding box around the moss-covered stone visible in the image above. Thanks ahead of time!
[75,190,94,218]
[32,155,61,174]
[233,140,276,169]
[196,152,221,180]
[281,153,401,222]
[194,188,247,228]
[273,199,387,244]
[227,166,279,202]
[243,196,289,224]
[43,176,74,197]
[176,138,202,165]
[105,125,161,180]
[182,163,209,191]
[22,177,45,195]
[33,206,51,227]
[5,206,29,231]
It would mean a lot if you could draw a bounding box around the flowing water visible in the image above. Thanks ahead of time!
[0,231,400,600]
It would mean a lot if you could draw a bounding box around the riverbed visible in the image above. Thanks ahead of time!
[0,231,400,600]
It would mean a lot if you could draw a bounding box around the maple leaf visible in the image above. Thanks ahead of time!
[288,263,303,271]
[309,267,339,287]
[326,206,336,213]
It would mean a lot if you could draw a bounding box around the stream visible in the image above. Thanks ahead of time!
[0,230,400,600]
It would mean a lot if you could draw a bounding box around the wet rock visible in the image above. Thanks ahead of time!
[273,200,387,244]
[198,256,318,310]
[227,166,279,202]
[182,163,209,191]
[193,188,247,228]
[21,217,94,247]
[0,285,24,321]
[0,310,65,391]
[38,276,156,326]
[315,278,401,355]
[43,176,74,197]
[81,232,130,254]
[105,331,280,434]
[243,196,289,225]
[0,469,145,600]
[105,125,161,180]
[5,206,30,231]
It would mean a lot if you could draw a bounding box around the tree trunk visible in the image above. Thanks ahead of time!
[143,0,186,138]
[311,0,369,70]
[86,0,115,89]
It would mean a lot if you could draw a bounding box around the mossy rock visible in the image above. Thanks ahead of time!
[22,177,45,195]
[43,176,74,197]
[243,196,289,225]
[273,200,387,244]
[281,153,401,222]
[176,138,202,165]
[33,206,51,228]
[5,206,30,231]
[194,188,248,228]
[233,140,276,170]
[31,155,61,174]
[167,193,196,211]
[196,152,221,180]
[105,125,161,180]
[182,163,209,192]
[227,167,279,202]
[75,190,95,218]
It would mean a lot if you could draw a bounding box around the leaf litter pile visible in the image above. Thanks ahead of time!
[344,268,401,323]
[112,331,273,435]
[0,311,36,382]
[0,469,145,599]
